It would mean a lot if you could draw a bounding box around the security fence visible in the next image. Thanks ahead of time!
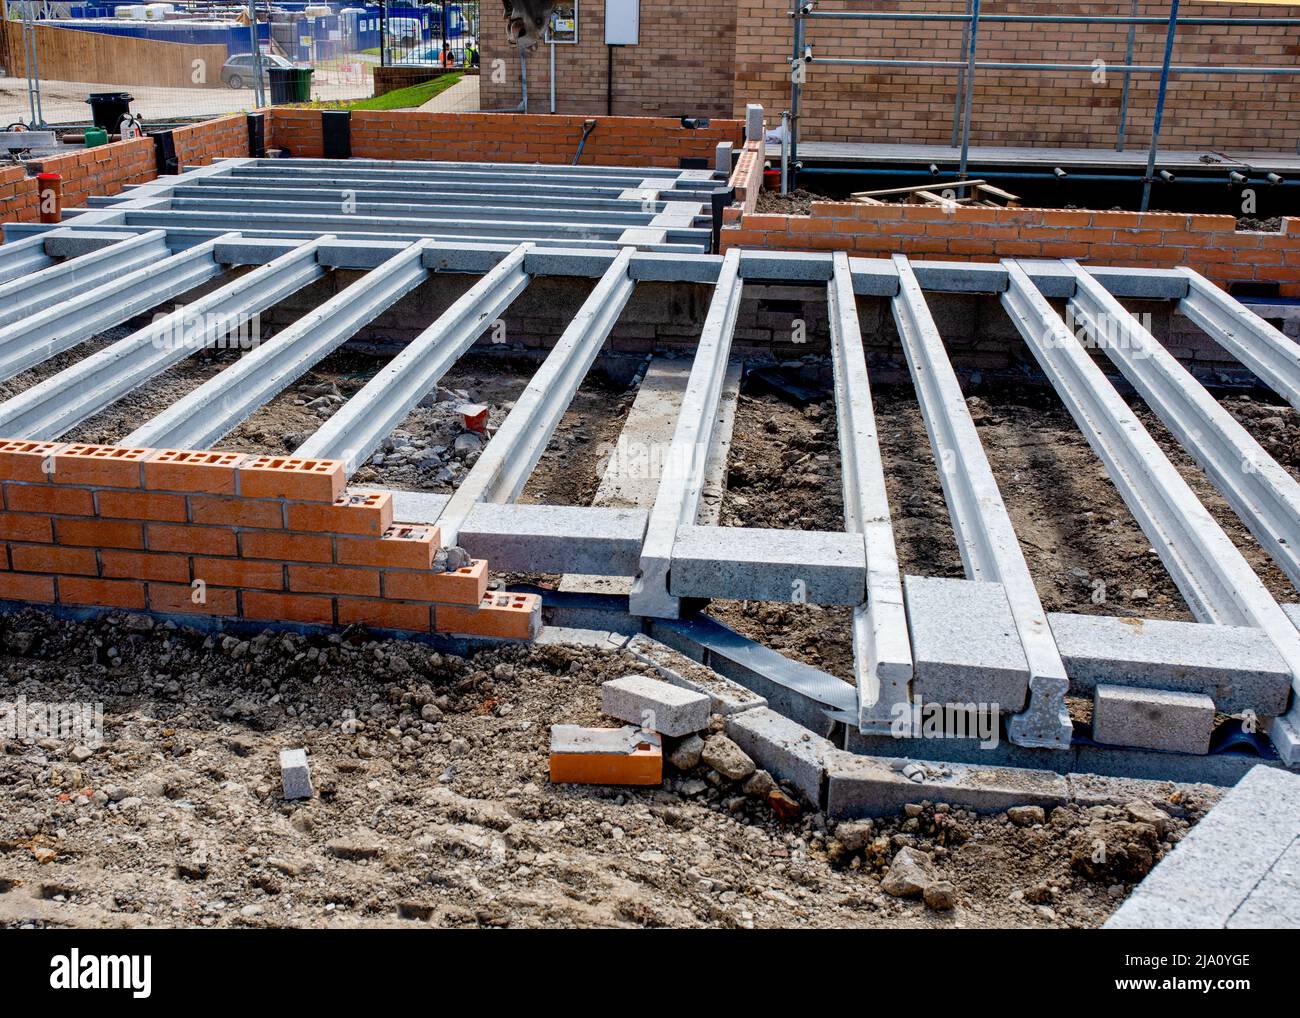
[0,0,477,128]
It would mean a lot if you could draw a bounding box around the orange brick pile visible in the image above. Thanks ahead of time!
[721,203,1300,296]
[264,109,742,168]
[0,441,541,641]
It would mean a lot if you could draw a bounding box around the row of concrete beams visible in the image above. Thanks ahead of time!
[74,158,723,254]
[3,224,1300,754]
[0,237,329,439]
[827,251,914,734]
[893,254,1072,750]
[1002,259,1300,766]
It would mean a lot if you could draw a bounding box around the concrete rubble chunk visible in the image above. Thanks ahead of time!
[1106,765,1300,929]
[625,633,767,716]
[279,748,313,800]
[667,733,704,771]
[904,576,1030,712]
[725,707,835,803]
[700,734,756,781]
[1092,684,1215,755]
[601,674,711,737]
[824,748,1069,820]
[882,846,932,898]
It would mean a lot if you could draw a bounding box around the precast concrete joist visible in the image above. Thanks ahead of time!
[630,247,745,619]
[0,232,58,283]
[0,230,168,329]
[0,238,331,440]
[893,254,1071,749]
[828,252,914,734]
[0,235,232,383]
[124,238,431,451]
[1177,266,1300,412]
[1002,259,1300,766]
[295,243,535,473]
[1067,263,1300,590]
[436,247,638,548]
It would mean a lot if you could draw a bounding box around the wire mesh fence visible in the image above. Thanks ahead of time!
[0,0,479,128]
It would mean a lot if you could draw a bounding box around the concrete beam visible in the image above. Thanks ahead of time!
[436,247,637,547]
[894,255,1070,749]
[829,251,914,734]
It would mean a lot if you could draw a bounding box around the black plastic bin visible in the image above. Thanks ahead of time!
[267,67,296,106]
[86,92,133,132]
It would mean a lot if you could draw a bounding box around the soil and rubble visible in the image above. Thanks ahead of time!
[0,609,1221,929]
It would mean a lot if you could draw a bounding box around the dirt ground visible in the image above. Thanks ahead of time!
[0,609,1220,929]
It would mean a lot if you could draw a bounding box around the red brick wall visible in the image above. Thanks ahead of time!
[737,0,1300,149]
[265,109,743,167]
[728,139,765,213]
[479,2,736,118]
[0,115,250,231]
[721,201,1300,296]
[0,441,540,641]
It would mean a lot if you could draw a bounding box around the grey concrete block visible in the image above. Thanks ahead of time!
[279,748,313,800]
[601,674,711,737]
[1093,684,1214,755]
[725,707,835,803]
[904,576,1030,712]
[625,633,767,716]
[738,249,833,282]
[1106,765,1300,929]
[1049,611,1291,714]
[669,524,865,605]
[824,748,1070,820]
[745,103,764,141]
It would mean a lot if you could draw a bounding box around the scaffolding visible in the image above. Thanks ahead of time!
[786,1,1300,209]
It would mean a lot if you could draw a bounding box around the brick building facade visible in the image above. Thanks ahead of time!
[481,0,1300,151]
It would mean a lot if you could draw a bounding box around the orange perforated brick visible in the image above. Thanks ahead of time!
[6,483,94,516]
[239,456,345,503]
[148,581,237,617]
[193,556,284,590]
[54,518,144,550]
[12,544,97,576]
[288,564,380,597]
[336,597,433,632]
[240,531,332,563]
[285,491,394,537]
[0,513,53,544]
[549,725,662,786]
[190,495,284,529]
[0,571,55,603]
[143,449,243,495]
[383,560,487,605]
[96,490,188,523]
[435,591,541,641]
[147,523,237,557]
[336,524,439,569]
[243,590,333,625]
[101,550,189,583]
[0,440,63,483]
[52,444,150,488]
[59,576,146,609]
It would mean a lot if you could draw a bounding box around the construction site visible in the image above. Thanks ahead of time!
[0,0,1295,952]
